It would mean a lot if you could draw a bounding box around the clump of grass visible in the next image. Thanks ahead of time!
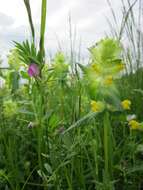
[0,0,143,189]
[108,0,143,120]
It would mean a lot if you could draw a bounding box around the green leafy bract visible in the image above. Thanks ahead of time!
[81,38,124,110]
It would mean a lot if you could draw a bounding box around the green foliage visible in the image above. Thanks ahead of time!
[89,38,122,65]
[1,0,143,189]
[8,49,23,71]
[15,40,40,66]
[3,99,18,118]
[8,71,20,93]
[1,38,143,189]
[5,49,22,94]
[81,38,123,110]
[52,52,69,81]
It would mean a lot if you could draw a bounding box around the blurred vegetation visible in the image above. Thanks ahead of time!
[0,0,143,190]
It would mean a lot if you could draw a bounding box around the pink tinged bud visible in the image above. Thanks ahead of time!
[28,63,40,77]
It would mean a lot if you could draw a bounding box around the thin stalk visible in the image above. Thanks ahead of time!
[39,0,47,63]
[103,112,109,182]
[64,166,73,190]
[23,0,35,43]
[103,111,113,190]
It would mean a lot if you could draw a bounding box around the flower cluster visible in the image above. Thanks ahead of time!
[82,38,126,112]
[87,38,125,90]
[128,120,140,130]
[121,100,131,110]
[28,63,40,78]
[91,100,105,113]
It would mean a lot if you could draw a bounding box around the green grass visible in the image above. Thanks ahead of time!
[0,0,143,189]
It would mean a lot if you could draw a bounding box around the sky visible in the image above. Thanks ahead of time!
[0,0,123,64]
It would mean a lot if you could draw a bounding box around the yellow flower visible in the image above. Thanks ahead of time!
[128,120,140,130]
[91,100,104,112]
[104,75,113,85]
[91,64,100,73]
[121,100,131,110]
[116,63,125,71]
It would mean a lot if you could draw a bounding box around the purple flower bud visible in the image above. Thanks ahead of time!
[28,63,40,77]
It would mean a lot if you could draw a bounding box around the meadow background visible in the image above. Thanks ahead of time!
[0,0,143,189]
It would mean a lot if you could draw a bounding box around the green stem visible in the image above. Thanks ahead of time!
[39,0,47,62]
[103,111,113,190]
[23,0,35,43]
[104,111,109,180]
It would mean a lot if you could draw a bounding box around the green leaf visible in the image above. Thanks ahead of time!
[23,0,35,42]
[20,71,29,79]
[9,71,20,93]
[89,38,122,65]
[44,163,52,174]
[63,112,99,134]
[126,164,143,174]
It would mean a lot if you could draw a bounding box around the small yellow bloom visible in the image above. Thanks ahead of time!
[104,75,113,85]
[121,100,131,110]
[80,106,84,113]
[91,100,104,112]
[91,64,100,73]
[117,63,125,71]
[128,120,140,130]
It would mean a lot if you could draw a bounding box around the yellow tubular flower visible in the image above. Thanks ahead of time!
[91,64,100,73]
[128,120,140,130]
[91,100,104,113]
[104,75,113,86]
[117,63,125,71]
[121,100,131,110]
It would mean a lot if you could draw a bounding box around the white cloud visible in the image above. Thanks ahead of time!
[0,12,14,27]
[0,0,124,62]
